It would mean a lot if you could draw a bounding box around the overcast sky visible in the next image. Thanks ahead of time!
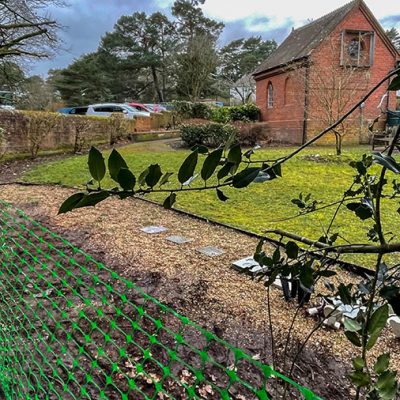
[31,0,400,76]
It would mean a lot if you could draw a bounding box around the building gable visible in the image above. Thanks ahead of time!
[254,0,398,78]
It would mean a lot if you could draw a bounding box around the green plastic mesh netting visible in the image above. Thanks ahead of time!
[0,200,322,399]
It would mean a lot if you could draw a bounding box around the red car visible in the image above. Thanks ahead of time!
[128,102,151,114]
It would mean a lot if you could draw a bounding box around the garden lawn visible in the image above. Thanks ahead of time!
[22,142,400,267]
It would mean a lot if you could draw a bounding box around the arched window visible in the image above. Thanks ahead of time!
[267,82,273,108]
[284,77,293,105]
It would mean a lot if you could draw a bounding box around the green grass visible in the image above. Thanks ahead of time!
[22,141,400,268]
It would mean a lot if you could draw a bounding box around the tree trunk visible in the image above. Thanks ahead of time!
[151,66,164,103]
[335,132,343,156]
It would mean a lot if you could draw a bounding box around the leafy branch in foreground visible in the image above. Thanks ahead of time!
[58,141,282,215]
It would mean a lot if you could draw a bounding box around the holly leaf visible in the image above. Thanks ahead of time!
[108,149,128,181]
[216,188,229,202]
[163,193,176,209]
[232,168,260,188]
[58,193,85,214]
[201,148,223,181]
[117,168,136,191]
[388,75,400,91]
[146,164,162,188]
[88,147,106,183]
[178,151,198,184]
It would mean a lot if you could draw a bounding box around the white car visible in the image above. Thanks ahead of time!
[84,103,150,119]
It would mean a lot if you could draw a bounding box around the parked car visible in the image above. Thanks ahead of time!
[127,102,151,115]
[67,106,89,115]
[66,104,150,119]
[144,103,167,113]
[57,107,74,114]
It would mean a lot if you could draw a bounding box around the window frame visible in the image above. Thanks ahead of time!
[267,82,274,108]
[340,30,375,68]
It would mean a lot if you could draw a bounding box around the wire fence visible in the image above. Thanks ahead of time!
[0,200,321,399]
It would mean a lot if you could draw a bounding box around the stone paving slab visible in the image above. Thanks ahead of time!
[197,246,225,257]
[165,235,192,244]
[140,226,168,234]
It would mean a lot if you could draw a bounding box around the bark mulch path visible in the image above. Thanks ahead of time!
[0,184,399,399]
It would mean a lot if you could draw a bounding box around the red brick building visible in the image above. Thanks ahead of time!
[253,0,399,145]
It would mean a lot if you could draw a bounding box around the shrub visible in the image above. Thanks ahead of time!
[24,111,62,158]
[229,104,260,122]
[172,101,193,120]
[235,122,267,147]
[72,116,93,153]
[107,113,130,145]
[210,107,231,123]
[191,102,211,119]
[181,123,238,148]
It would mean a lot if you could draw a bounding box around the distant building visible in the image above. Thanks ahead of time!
[230,74,256,105]
[253,0,400,144]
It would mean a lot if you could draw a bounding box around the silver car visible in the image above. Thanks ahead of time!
[85,103,150,119]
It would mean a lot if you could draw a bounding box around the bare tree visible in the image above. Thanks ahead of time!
[291,39,371,155]
[0,0,63,60]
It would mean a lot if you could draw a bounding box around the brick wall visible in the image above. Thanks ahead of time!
[255,4,398,145]
[255,69,306,144]
[0,110,174,157]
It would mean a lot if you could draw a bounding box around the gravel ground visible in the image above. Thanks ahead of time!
[0,184,399,399]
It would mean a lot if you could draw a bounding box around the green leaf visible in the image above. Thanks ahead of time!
[227,143,242,165]
[138,168,149,186]
[352,357,365,371]
[88,147,106,183]
[344,318,362,332]
[216,188,229,202]
[163,193,176,209]
[159,172,174,187]
[366,304,389,350]
[178,151,198,184]
[377,373,398,400]
[232,167,261,188]
[345,331,362,347]
[346,202,373,220]
[377,371,397,391]
[272,163,282,177]
[75,191,110,209]
[374,353,390,374]
[299,264,314,289]
[368,304,389,335]
[217,162,235,180]
[285,241,299,259]
[191,144,208,154]
[349,370,370,387]
[117,168,136,191]
[338,283,353,305]
[108,149,128,181]
[201,148,223,181]
[58,193,85,214]
[146,164,162,188]
[373,153,400,174]
[388,75,400,91]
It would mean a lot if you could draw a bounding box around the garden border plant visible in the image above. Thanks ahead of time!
[58,67,400,399]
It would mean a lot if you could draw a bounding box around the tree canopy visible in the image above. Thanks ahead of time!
[0,0,63,60]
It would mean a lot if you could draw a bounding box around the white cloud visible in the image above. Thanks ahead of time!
[157,0,400,31]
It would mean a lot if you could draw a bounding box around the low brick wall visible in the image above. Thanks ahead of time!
[241,116,385,146]
[0,110,175,157]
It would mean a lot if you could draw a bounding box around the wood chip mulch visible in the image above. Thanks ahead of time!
[0,184,399,398]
